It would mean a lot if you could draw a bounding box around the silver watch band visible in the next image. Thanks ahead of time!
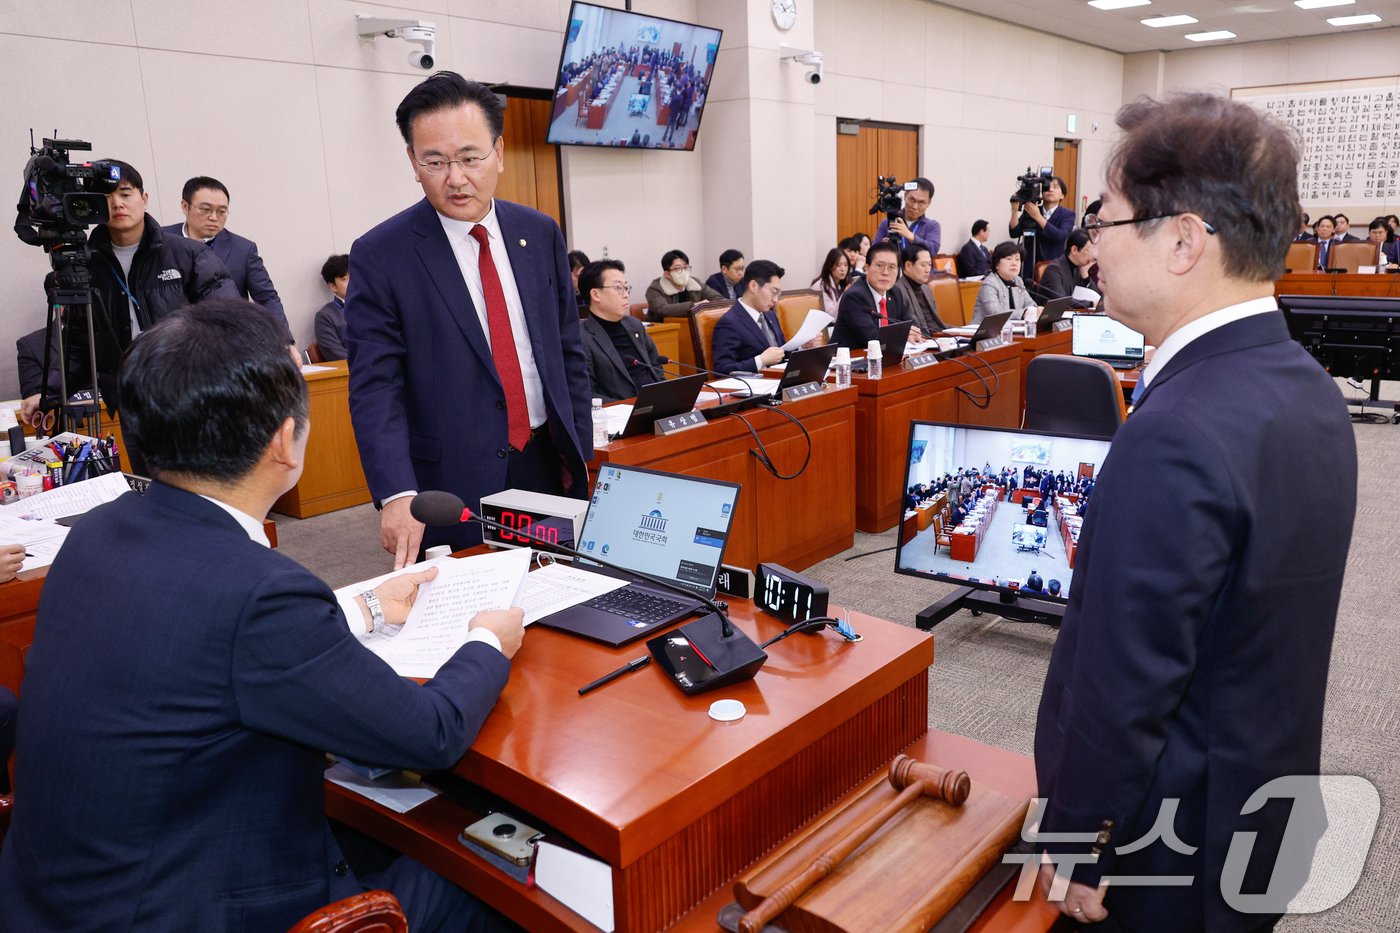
[360,589,386,633]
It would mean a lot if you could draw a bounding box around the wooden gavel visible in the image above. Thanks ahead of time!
[738,755,970,933]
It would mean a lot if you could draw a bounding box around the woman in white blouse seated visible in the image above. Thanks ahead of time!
[970,240,1036,326]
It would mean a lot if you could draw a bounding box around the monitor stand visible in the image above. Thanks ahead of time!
[915,586,1064,630]
[1346,375,1400,425]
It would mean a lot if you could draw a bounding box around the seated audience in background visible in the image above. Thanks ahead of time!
[1009,174,1074,264]
[1039,228,1098,300]
[893,244,947,334]
[1333,213,1362,243]
[1294,212,1312,241]
[970,241,1035,326]
[579,259,666,402]
[711,259,787,375]
[312,254,350,361]
[705,249,746,301]
[1369,219,1400,270]
[874,177,941,255]
[1387,214,1400,238]
[1046,579,1062,597]
[569,250,591,307]
[1311,216,1337,268]
[0,299,523,931]
[956,220,993,278]
[831,241,922,348]
[843,233,871,280]
[165,176,289,338]
[645,248,722,319]
[1022,571,1045,594]
[812,247,851,317]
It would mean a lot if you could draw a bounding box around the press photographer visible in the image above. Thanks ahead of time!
[872,175,940,254]
[1008,166,1073,266]
[16,149,236,427]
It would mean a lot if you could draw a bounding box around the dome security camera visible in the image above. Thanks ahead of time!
[806,63,824,85]
[409,49,435,69]
[356,16,437,70]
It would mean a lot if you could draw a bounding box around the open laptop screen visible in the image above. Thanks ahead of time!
[1071,315,1145,362]
[577,464,740,596]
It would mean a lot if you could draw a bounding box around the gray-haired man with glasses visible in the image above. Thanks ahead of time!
[346,71,594,567]
[578,259,666,402]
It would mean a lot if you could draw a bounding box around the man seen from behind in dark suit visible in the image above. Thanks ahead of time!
[347,71,594,568]
[1033,93,1357,931]
[0,300,523,932]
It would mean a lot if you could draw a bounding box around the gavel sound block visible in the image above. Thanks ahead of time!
[733,755,1028,933]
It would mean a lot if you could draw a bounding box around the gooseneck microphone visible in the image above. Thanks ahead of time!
[411,491,769,693]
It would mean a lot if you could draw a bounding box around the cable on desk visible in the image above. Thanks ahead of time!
[734,402,812,480]
[943,351,997,409]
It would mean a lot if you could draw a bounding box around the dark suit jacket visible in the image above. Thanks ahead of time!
[0,482,510,931]
[313,298,347,361]
[15,325,58,398]
[1038,254,1090,300]
[346,198,593,550]
[1034,312,1356,931]
[711,301,786,374]
[955,238,992,278]
[1011,204,1074,262]
[581,313,666,402]
[704,271,739,301]
[1384,240,1400,265]
[831,280,910,349]
[892,276,946,334]
[163,223,288,337]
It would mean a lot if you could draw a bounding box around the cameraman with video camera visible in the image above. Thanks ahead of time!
[874,176,941,254]
[19,159,237,426]
[1009,170,1074,267]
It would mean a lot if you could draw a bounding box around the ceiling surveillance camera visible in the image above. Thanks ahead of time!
[806,62,824,85]
[356,15,437,70]
[779,46,825,86]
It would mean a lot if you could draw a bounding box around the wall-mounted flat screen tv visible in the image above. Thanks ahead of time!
[546,1,721,151]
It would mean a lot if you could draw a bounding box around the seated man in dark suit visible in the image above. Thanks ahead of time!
[892,244,948,334]
[1039,228,1098,300]
[313,253,350,361]
[579,259,666,401]
[1367,219,1400,270]
[711,259,788,374]
[955,219,993,278]
[15,323,59,401]
[704,249,746,301]
[0,300,522,932]
[831,240,919,349]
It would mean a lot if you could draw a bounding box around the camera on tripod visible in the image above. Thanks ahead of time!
[1012,165,1053,205]
[869,176,919,242]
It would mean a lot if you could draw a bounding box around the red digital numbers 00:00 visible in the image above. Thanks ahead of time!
[495,509,560,546]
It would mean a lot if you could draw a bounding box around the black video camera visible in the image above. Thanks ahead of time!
[1013,165,1053,206]
[869,175,918,242]
[15,137,122,251]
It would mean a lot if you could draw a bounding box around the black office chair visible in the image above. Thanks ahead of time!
[1023,355,1124,439]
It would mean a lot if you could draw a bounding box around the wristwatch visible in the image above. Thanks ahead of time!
[360,589,401,637]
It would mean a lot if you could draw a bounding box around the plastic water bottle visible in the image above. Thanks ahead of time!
[1025,307,1040,339]
[834,347,852,389]
[591,397,608,447]
[866,339,883,380]
[1001,317,1014,344]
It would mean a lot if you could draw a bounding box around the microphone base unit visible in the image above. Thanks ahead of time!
[700,393,771,422]
[647,612,769,695]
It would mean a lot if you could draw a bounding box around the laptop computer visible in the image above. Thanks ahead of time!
[1037,297,1085,330]
[1072,314,1147,369]
[776,343,839,391]
[850,320,914,372]
[534,463,742,646]
[616,373,708,438]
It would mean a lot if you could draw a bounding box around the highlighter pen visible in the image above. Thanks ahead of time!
[578,655,651,696]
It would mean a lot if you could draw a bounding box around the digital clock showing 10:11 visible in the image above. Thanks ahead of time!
[483,507,569,547]
[756,562,829,625]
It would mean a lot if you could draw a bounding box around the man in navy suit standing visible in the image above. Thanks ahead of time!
[347,72,593,567]
[1033,94,1357,931]
[166,176,289,338]
[710,259,788,375]
[0,300,523,932]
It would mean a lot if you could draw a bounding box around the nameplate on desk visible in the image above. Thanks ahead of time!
[715,564,753,599]
[1053,320,1072,332]
[781,381,824,402]
[975,337,1009,352]
[654,409,707,436]
[902,352,940,370]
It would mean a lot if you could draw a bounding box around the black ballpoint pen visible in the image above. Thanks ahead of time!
[578,655,651,696]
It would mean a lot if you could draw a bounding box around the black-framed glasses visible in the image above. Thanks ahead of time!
[1083,212,1216,244]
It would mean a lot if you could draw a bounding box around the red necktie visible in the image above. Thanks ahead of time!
[879,296,889,325]
[469,225,531,451]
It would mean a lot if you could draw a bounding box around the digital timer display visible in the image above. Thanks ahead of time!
[480,505,576,550]
[755,562,830,625]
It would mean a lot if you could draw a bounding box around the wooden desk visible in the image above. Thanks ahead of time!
[852,344,1023,533]
[326,600,936,933]
[1275,272,1400,298]
[591,387,857,572]
[957,281,983,325]
[0,517,277,696]
[644,322,683,377]
[273,362,370,518]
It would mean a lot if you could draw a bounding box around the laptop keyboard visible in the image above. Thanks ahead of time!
[584,588,691,624]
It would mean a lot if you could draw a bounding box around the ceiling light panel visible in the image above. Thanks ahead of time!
[1142,14,1200,27]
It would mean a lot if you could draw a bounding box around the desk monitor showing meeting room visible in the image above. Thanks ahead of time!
[895,421,1114,630]
[410,488,770,694]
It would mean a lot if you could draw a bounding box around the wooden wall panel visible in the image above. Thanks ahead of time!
[497,96,563,229]
[836,123,919,246]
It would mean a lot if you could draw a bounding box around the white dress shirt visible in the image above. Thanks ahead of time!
[740,298,775,371]
[1138,296,1278,392]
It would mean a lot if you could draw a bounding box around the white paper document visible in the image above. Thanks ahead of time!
[300,364,336,373]
[708,377,780,397]
[516,561,627,624]
[12,472,131,521]
[336,548,531,678]
[780,309,835,351]
[0,513,70,573]
[324,763,438,813]
[534,841,615,932]
[1072,285,1101,306]
[603,404,633,436]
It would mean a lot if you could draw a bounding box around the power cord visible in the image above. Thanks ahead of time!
[734,401,812,480]
[941,351,998,408]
